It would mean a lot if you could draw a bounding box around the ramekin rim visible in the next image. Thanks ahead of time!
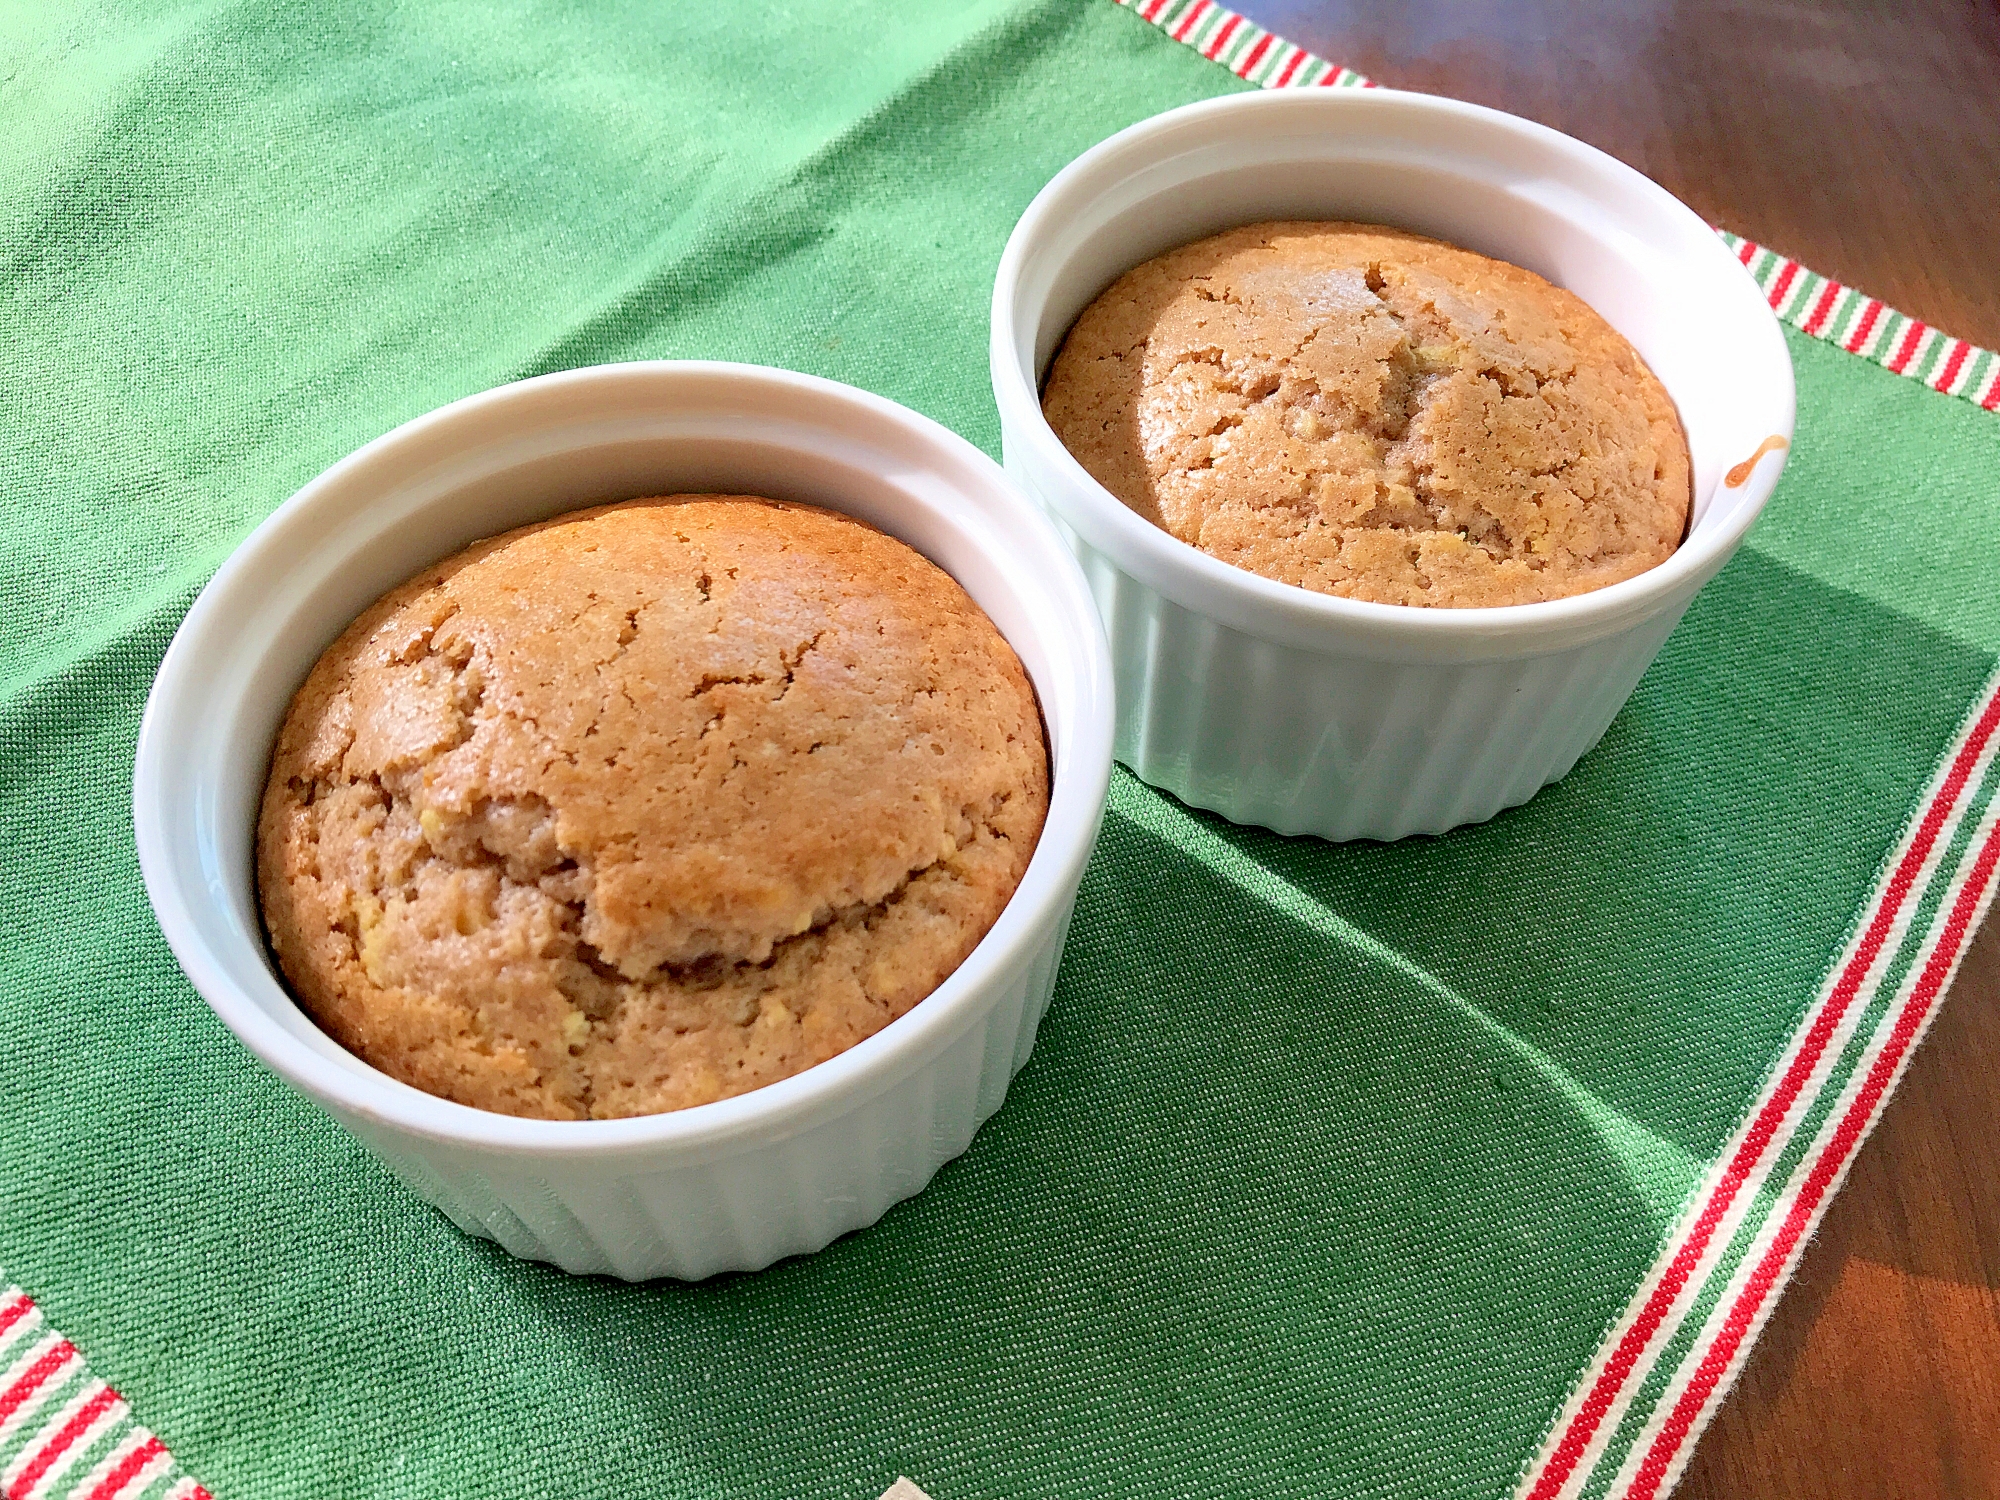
[988,86,1796,644]
[133,359,1115,1158]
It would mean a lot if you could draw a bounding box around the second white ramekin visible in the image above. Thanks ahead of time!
[992,89,1794,840]
[133,362,1114,1280]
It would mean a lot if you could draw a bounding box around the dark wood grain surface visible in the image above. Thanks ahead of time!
[1225,3,2000,1495]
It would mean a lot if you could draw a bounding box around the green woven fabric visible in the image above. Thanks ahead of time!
[3,3,1996,1497]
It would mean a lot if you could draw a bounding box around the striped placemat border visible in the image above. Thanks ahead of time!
[0,1286,208,1500]
[1113,0,1372,88]
[1720,233,2000,409]
[1517,670,2000,1500]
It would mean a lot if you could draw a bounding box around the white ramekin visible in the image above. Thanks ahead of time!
[133,362,1114,1280]
[992,89,1794,840]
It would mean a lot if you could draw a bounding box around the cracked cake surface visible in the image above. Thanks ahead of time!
[256,495,1049,1120]
[1041,221,1692,608]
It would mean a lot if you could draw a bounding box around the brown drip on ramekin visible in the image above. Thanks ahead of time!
[1724,434,1790,488]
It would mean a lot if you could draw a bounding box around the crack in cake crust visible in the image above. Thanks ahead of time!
[1042,221,1692,608]
[256,496,1049,1120]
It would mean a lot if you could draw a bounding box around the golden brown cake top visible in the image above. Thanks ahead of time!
[1041,221,1692,608]
[257,496,1048,1119]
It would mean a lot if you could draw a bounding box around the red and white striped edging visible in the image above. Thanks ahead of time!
[1523,671,2000,1498]
[1113,0,1371,89]
[0,1288,208,1500]
[1618,782,2000,1499]
[1114,1,2000,417]
[1721,234,2000,412]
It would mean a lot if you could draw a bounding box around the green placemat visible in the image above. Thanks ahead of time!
[3,4,1998,1499]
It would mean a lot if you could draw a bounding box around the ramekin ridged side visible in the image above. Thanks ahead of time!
[993,89,1794,841]
[346,911,1070,1279]
[134,362,1113,1281]
[1070,530,1690,840]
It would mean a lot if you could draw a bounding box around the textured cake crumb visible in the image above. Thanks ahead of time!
[1041,221,1692,608]
[257,496,1049,1120]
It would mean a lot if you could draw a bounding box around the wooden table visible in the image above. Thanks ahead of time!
[1228,4,2000,1494]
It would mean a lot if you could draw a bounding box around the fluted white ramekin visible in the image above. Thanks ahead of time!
[992,89,1794,840]
[134,362,1114,1280]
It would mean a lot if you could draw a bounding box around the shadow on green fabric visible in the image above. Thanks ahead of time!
[441,549,1988,1500]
